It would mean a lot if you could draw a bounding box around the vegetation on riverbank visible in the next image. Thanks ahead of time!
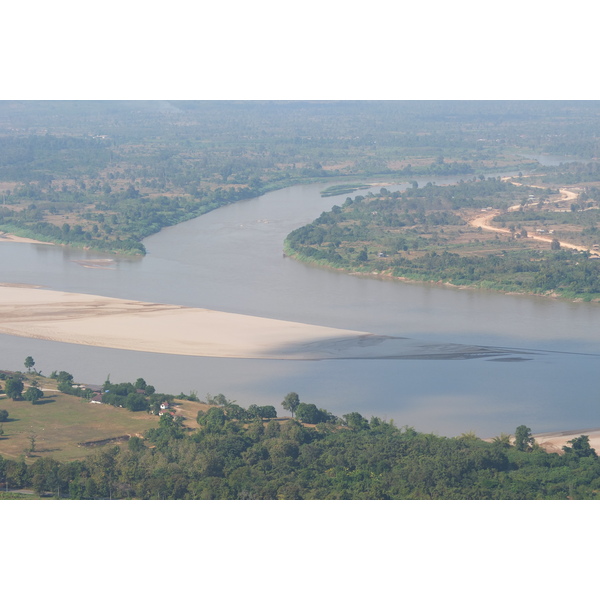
[285,178,600,300]
[1,365,599,499]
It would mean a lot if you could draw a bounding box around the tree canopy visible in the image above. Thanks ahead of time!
[282,392,300,418]
[4,378,24,400]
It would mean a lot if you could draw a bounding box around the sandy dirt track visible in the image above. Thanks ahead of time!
[0,284,371,359]
[468,186,599,255]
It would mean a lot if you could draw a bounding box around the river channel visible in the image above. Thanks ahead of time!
[1,172,599,437]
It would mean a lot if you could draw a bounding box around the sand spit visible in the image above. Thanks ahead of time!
[0,284,376,360]
[0,284,519,361]
[0,232,54,245]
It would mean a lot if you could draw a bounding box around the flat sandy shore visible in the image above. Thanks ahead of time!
[484,428,600,454]
[0,284,371,359]
[532,429,600,454]
[0,232,54,245]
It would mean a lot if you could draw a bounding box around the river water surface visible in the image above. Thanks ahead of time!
[1,175,598,437]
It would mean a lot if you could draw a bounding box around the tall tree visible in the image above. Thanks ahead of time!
[27,433,37,457]
[282,392,300,418]
[24,356,35,372]
[514,425,534,452]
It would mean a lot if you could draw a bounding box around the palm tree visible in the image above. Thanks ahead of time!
[491,432,512,449]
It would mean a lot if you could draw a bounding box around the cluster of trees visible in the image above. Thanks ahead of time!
[1,415,598,499]
[49,371,203,414]
[540,161,600,185]
[1,373,44,404]
[194,392,336,428]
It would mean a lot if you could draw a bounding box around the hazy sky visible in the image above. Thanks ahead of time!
[4,1,597,100]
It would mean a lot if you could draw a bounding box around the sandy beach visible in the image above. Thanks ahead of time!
[0,232,54,245]
[532,429,600,454]
[0,284,372,359]
[483,428,600,454]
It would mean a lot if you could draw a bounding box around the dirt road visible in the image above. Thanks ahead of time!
[467,187,599,255]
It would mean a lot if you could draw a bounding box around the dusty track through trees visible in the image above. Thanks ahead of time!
[467,185,599,255]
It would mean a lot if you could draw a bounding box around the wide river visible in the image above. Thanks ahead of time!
[1,173,599,437]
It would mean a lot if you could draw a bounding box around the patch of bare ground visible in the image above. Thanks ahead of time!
[0,181,17,192]
[322,162,354,171]
[465,186,600,256]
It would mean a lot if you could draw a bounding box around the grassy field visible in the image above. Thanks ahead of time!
[0,375,205,462]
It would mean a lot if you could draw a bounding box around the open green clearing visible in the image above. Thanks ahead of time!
[0,374,206,462]
[0,380,156,461]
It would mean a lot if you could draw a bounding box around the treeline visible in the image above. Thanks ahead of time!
[389,250,600,296]
[1,413,598,499]
[539,161,600,184]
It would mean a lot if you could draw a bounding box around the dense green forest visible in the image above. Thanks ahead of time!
[1,101,599,254]
[1,397,598,500]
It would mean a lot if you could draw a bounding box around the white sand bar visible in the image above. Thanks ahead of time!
[0,284,371,359]
[0,232,53,245]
